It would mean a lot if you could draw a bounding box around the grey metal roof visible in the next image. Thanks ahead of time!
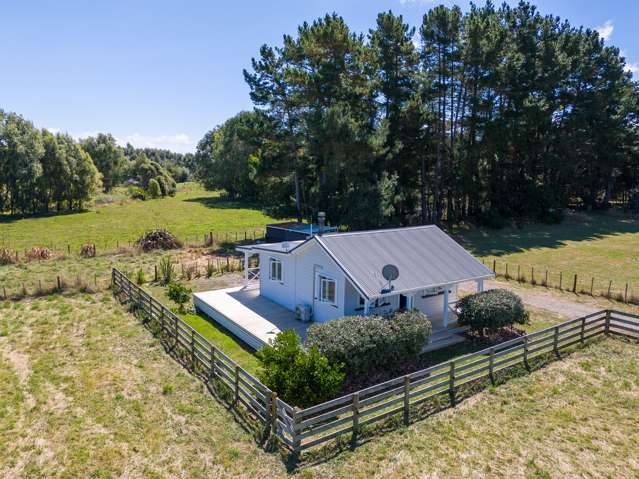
[315,225,494,299]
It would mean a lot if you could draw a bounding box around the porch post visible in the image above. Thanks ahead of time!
[363,300,370,316]
[476,279,484,293]
[407,294,415,310]
[243,251,250,285]
[442,287,449,328]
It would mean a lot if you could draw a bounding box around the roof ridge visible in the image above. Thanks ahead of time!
[322,224,438,238]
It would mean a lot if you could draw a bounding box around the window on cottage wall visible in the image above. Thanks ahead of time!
[269,258,282,282]
[319,275,336,304]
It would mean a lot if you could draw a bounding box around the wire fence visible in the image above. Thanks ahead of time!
[481,258,639,305]
[0,228,267,260]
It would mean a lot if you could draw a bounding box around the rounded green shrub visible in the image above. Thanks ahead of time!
[457,289,529,335]
[148,178,161,198]
[305,309,432,377]
[257,330,344,408]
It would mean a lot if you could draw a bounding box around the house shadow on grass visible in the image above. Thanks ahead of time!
[451,209,639,258]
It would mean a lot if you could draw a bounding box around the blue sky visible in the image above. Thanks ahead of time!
[1,0,637,153]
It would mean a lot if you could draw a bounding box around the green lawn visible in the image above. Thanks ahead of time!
[455,210,639,296]
[0,182,284,252]
[1,294,638,478]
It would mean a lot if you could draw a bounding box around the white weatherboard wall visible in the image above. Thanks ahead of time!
[294,241,346,323]
[258,251,296,311]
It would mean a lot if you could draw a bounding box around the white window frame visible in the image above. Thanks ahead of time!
[318,274,337,305]
[269,257,283,282]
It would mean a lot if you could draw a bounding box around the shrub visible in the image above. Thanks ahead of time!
[257,330,345,408]
[0,248,17,265]
[79,243,96,258]
[26,247,52,261]
[457,289,529,335]
[167,281,191,312]
[305,309,432,377]
[136,269,146,285]
[148,178,162,198]
[158,255,175,285]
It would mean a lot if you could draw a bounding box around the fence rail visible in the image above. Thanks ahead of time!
[111,267,639,455]
[289,309,638,451]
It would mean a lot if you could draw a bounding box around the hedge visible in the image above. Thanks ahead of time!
[457,289,529,335]
[305,310,432,377]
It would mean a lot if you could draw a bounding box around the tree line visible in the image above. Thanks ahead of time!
[0,110,188,215]
[195,2,639,228]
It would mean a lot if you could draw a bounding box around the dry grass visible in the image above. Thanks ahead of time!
[1,294,638,478]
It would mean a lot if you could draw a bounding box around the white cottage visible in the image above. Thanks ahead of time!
[194,225,494,350]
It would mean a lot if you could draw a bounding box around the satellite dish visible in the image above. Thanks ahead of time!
[382,264,399,282]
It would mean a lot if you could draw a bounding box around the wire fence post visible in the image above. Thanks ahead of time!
[605,310,611,335]
[553,326,560,357]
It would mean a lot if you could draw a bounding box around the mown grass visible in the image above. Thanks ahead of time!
[1,294,637,478]
[455,209,639,288]
[0,182,284,252]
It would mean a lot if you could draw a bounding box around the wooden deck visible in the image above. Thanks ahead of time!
[194,285,467,352]
[193,285,309,350]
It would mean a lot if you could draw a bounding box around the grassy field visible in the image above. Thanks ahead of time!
[1,294,637,478]
[455,210,639,289]
[0,183,284,252]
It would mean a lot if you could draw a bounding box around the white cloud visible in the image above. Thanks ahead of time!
[116,133,195,153]
[596,20,614,41]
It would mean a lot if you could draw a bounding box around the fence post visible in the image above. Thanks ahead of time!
[403,375,410,426]
[559,271,563,290]
[351,392,360,444]
[492,259,496,273]
[590,277,594,296]
[580,316,586,344]
[607,280,612,298]
[523,336,529,370]
[449,362,456,406]
[489,348,495,385]
[505,263,509,278]
[624,283,629,303]
[270,391,278,438]
[604,310,611,335]
[291,408,301,454]
[531,266,534,284]
[553,326,560,357]
[572,274,577,293]
[234,366,240,404]
[545,269,548,287]
[517,265,521,282]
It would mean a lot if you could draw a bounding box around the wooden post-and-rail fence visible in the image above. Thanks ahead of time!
[111,268,639,455]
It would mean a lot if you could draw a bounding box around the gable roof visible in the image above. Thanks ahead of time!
[314,225,494,300]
